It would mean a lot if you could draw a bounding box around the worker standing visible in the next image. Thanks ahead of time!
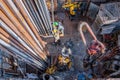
[52,21,64,46]
[53,22,60,45]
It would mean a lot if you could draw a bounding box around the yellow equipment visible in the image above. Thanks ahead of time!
[62,0,81,16]
[58,55,70,64]
[45,65,57,74]
[45,54,72,74]
[58,55,72,69]
[52,22,64,37]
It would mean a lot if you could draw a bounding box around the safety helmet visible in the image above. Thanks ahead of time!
[53,22,59,26]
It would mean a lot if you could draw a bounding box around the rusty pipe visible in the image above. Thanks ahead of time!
[0,31,44,63]
[0,20,37,56]
[41,0,53,31]
[1,2,39,53]
[29,0,48,35]
[22,0,43,35]
[13,0,49,55]
[34,0,49,31]
[0,1,46,59]
[35,0,51,34]
[0,13,37,57]
[0,0,50,69]
[1,0,41,53]
[0,20,46,60]
[0,45,44,69]
[0,39,44,68]
[0,33,46,69]
[0,11,46,60]
[5,0,44,52]
[24,0,45,35]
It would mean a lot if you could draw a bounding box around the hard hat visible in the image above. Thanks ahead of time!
[53,22,59,26]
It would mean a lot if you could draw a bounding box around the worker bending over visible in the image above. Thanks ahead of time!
[57,42,73,70]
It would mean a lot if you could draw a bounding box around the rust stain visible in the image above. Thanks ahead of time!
[0,0,49,61]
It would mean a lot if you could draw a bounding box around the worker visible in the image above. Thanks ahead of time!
[56,43,72,70]
[87,40,105,55]
[53,22,64,35]
[52,21,64,46]
[52,22,60,46]
[53,22,64,34]
[53,28,60,46]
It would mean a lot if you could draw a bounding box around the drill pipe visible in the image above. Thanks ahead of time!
[24,0,45,35]
[0,1,47,59]
[0,45,44,69]
[29,0,48,35]
[0,11,46,60]
[13,0,49,55]
[34,0,51,33]
[40,0,53,31]
[0,0,52,70]
[34,0,50,34]
[4,0,45,52]
[0,28,45,63]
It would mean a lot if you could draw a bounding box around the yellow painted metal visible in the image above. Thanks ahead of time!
[68,61,72,69]
[58,55,71,65]
[45,65,57,74]
[62,1,81,15]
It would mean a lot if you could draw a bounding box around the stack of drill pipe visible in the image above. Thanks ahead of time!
[34,0,52,33]
[0,0,52,70]
[23,0,47,35]
[22,0,52,35]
